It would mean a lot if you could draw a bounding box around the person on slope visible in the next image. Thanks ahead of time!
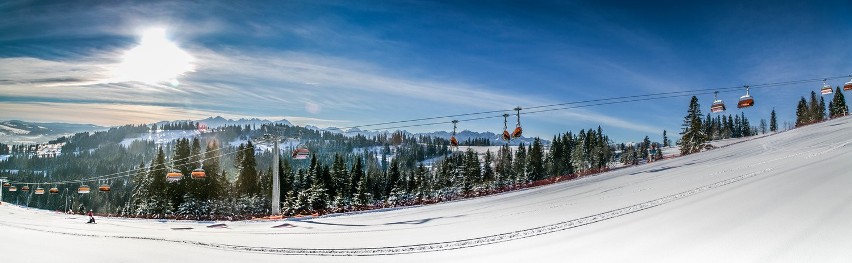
[87,209,96,224]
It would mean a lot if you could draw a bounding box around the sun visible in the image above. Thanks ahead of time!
[112,28,195,85]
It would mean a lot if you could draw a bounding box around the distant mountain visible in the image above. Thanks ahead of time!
[0,120,105,144]
[194,116,292,128]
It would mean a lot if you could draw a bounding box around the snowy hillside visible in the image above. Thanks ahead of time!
[2,116,852,262]
[0,120,104,144]
[195,116,293,128]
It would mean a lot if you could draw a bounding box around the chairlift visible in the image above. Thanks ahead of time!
[711,91,726,113]
[821,79,833,95]
[291,148,310,159]
[737,85,754,109]
[98,183,111,192]
[844,76,852,91]
[49,187,59,194]
[21,185,30,192]
[289,133,311,160]
[167,169,183,182]
[8,186,16,192]
[78,185,91,194]
[34,187,45,195]
[191,168,206,179]
[512,107,523,138]
[450,120,459,149]
[2,182,9,188]
[501,114,511,141]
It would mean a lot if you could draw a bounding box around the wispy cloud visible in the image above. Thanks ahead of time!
[0,42,663,135]
[0,1,714,138]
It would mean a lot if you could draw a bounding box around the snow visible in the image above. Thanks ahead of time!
[35,142,64,157]
[120,130,201,146]
[3,116,852,262]
[0,123,31,135]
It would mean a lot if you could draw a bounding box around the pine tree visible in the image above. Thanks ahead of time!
[414,163,428,201]
[386,158,401,197]
[641,136,651,159]
[482,150,495,189]
[770,109,778,132]
[462,149,480,193]
[547,135,564,177]
[571,130,588,172]
[830,87,849,118]
[663,130,669,147]
[513,143,527,184]
[527,138,545,181]
[740,112,751,137]
[330,154,348,200]
[124,162,148,216]
[354,160,369,206]
[808,91,819,123]
[703,114,713,140]
[279,158,293,204]
[679,96,705,155]
[235,141,260,197]
[796,97,808,127]
[349,157,364,201]
[496,144,513,188]
[148,147,170,217]
[200,140,223,201]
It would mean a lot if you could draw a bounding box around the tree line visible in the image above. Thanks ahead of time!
[796,88,848,127]
[2,121,658,220]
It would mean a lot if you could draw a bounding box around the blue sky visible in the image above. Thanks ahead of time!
[1,0,851,142]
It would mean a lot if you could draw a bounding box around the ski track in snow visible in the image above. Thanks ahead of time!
[1,167,777,256]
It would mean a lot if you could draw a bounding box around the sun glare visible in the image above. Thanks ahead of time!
[113,28,195,85]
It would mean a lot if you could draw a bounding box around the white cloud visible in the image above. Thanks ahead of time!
[0,44,662,135]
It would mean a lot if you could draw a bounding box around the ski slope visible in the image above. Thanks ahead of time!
[2,116,852,262]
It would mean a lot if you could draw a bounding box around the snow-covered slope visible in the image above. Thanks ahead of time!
[2,116,852,262]
[0,120,104,144]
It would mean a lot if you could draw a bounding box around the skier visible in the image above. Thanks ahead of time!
[87,209,96,224]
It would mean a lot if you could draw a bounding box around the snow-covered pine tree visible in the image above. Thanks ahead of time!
[123,162,148,216]
[571,130,588,172]
[679,96,705,155]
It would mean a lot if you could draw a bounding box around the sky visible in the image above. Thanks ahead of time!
[1,0,851,142]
